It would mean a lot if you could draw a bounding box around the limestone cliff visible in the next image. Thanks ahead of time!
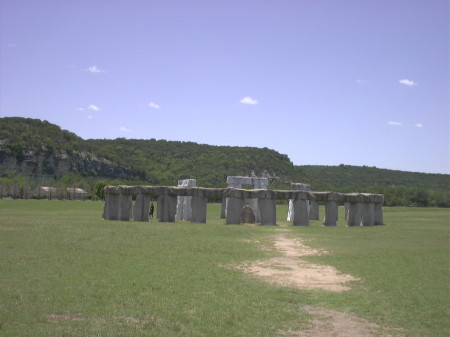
[0,149,140,180]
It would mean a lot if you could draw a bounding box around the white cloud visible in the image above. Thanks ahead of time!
[85,65,106,73]
[76,107,85,111]
[415,123,423,128]
[356,79,369,85]
[120,126,132,132]
[399,79,417,86]
[240,96,258,105]
[88,104,100,111]
[148,102,160,109]
[387,121,402,126]
[87,115,94,119]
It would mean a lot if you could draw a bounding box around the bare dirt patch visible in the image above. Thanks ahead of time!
[234,234,359,292]
[235,234,403,336]
[279,306,389,337]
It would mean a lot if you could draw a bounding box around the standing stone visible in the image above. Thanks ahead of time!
[226,197,244,224]
[293,199,309,226]
[176,179,196,221]
[287,183,311,221]
[344,202,350,221]
[251,177,269,222]
[133,193,150,221]
[374,203,384,225]
[158,195,177,222]
[103,193,119,220]
[347,202,363,226]
[308,200,320,220]
[323,201,338,226]
[191,196,207,223]
[258,198,276,225]
[118,193,133,221]
[362,203,375,226]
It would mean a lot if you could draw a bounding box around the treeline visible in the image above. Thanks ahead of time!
[299,165,450,207]
[1,172,448,207]
[1,117,449,207]
[301,164,448,191]
[0,173,147,200]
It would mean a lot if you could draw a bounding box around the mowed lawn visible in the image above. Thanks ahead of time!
[0,199,448,336]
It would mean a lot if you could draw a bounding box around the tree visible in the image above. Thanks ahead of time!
[93,180,108,199]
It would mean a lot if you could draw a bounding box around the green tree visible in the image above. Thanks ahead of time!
[93,180,108,199]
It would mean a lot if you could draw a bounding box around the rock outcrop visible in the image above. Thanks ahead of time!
[0,150,140,180]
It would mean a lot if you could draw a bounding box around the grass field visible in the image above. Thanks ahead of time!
[0,199,449,336]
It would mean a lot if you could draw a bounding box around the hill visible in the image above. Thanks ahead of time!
[0,117,449,206]
[0,117,142,180]
[86,138,303,186]
[301,164,448,191]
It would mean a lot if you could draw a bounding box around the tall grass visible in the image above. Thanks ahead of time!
[0,200,448,336]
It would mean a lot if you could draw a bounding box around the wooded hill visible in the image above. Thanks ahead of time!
[1,117,449,206]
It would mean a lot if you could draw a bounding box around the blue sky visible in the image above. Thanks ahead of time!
[1,0,449,174]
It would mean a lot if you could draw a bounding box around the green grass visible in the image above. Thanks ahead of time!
[0,200,449,336]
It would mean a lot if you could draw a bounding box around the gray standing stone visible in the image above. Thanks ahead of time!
[226,197,244,224]
[347,202,363,226]
[323,201,338,226]
[287,183,311,221]
[157,195,177,222]
[133,193,150,221]
[258,198,276,225]
[293,199,309,226]
[362,203,375,226]
[374,203,384,225]
[176,179,196,221]
[118,193,133,221]
[191,196,207,223]
[103,193,119,220]
[344,202,350,221]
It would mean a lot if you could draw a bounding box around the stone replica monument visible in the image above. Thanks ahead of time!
[103,186,384,227]
[175,179,196,221]
[223,176,269,222]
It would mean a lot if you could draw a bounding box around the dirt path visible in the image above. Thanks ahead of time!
[233,233,402,337]
[279,306,385,337]
[235,234,359,292]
